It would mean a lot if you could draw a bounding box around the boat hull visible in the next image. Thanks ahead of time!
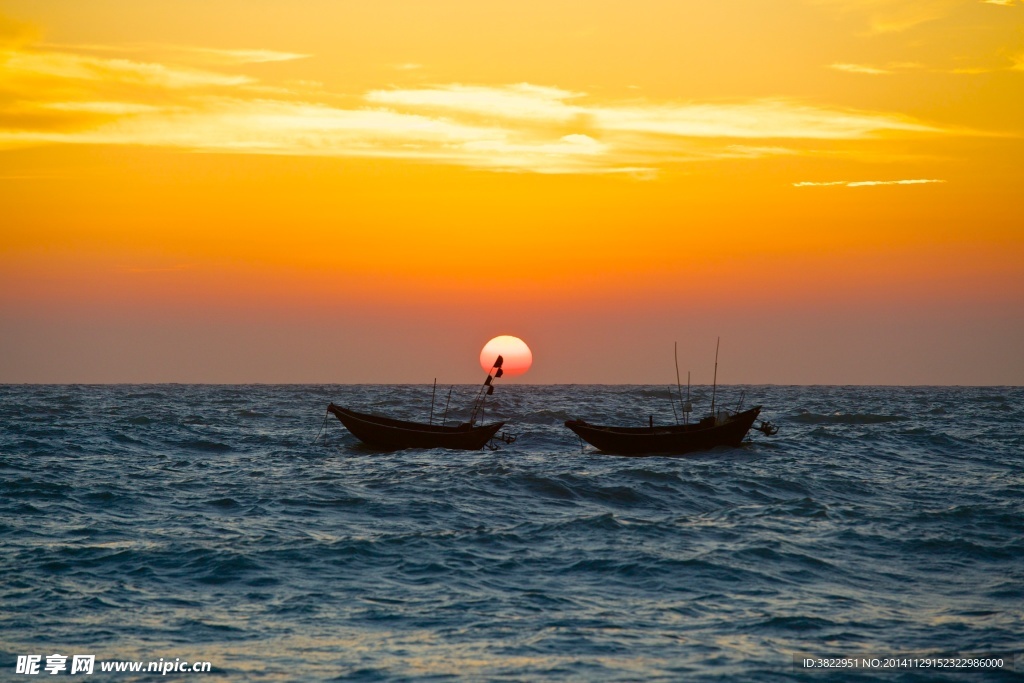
[565,406,762,456]
[328,404,504,450]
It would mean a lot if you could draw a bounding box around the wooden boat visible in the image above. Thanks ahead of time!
[324,355,513,451]
[565,406,768,456]
[565,340,778,456]
[327,404,505,450]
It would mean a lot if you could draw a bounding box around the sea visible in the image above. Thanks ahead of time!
[1,384,1021,681]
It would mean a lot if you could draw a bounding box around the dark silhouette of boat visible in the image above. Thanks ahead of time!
[565,339,777,456]
[324,355,513,451]
[565,406,770,456]
[327,404,505,450]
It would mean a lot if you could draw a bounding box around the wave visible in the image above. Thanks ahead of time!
[125,391,167,400]
[790,411,908,425]
[638,389,675,399]
[178,439,232,452]
[519,409,576,424]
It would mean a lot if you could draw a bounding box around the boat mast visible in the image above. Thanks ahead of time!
[429,377,437,425]
[674,342,683,424]
[441,387,453,427]
[710,337,719,418]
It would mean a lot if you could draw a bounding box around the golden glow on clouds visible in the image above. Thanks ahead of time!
[1,48,253,88]
[793,178,946,187]
[0,37,964,174]
[810,0,965,33]
[830,63,894,75]
[39,43,311,65]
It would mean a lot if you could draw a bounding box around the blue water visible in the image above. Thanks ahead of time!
[1,385,1021,681]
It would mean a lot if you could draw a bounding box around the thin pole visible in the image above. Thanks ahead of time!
[441,387,453,426]
[429,378,437,425]
[674,342,683,424]
[669,386,679,424]
[469,357,500,425]
[710,337,720,419]
[686,371,690,425]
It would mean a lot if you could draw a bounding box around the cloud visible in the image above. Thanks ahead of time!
[595,100,942,139]
[43,101,162,115]
[0,38,970,175]
[830,63,893,75]
[808,0,963,33]
[370,85,945,139]
[367,83,584,121]
[2,48,252,88]
[793,178,946,186]
[169,47,309,65]
[38,42,310,65]
[830,59,1018,76]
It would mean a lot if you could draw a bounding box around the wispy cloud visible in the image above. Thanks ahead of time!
[793,178,946,187]
[43,101,162,115]
[170,46,309,65]
[808,0,963,33]
[368,83,584,121]
[39,42,310,65]
[829,58,1020,76]
[0,38,970,174]
[370,84,944,138]
[2,49,252,88]
[830,63,893,75]
[593,100,941,138]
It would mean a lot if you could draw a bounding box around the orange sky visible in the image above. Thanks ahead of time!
[1,1,1022,384]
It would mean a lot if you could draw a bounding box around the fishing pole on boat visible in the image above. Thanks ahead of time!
[710,337,720,420]
[684,370,692,425]
[469,355,504,425]
[429,378,437,426]
[669,386,679,424]
[674,342,683,424]
[441,386,453,427]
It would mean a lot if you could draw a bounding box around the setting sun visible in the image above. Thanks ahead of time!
[480,336,533,377]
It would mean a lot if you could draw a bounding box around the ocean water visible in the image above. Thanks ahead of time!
[1,384,1021,681]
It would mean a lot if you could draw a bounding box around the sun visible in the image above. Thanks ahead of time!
[479,335,533,377]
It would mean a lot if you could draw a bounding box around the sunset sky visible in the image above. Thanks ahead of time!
[1,0,1022,384]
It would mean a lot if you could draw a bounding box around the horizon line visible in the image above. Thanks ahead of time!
[1,382,1019,388]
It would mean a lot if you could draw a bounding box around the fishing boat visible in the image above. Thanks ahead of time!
[565,406,772,456]
[564,339,777,456]
[324,355,514,451]
[327,404,505,450]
